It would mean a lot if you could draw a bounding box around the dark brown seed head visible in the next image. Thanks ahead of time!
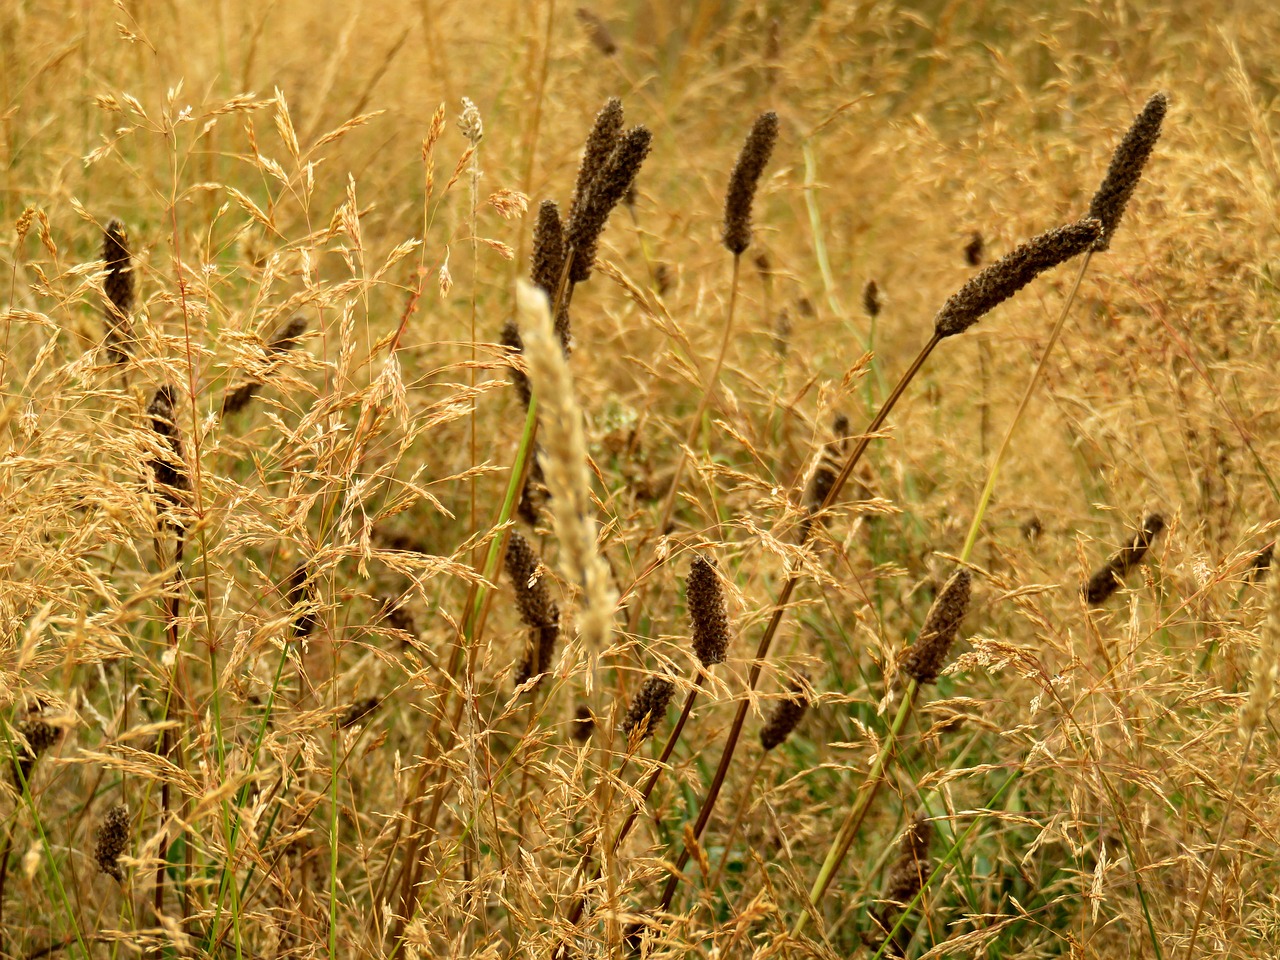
[1088,92,1168,252]
[932,218,1101,339]
[575,7,617,55]
[500,317,532,408]
[567,125,652,283]
[899,569,972,685]
[760,677,809,750]
[102,217,134,362]
[568,98,625,229]
[802,413,850,540]
[964,231,984,266]
[1083,512,1166,606]
[287,563,318,640]
[531,199,566,293]
[687,556,731,668]
[222,316,309,415]
[863,279,880,319]
[722,111,780,255]
[12,717,59,786]
[517,455,550,525]
[339,697,381,729]
[506,530,559,629]
[147,385,188,512]
[95,803,131,881]
[622,674,676,742]
[572,704,595,742]
[884,814,933,905]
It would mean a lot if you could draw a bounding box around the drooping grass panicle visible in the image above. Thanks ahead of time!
[568,97,624,229]
[566,125,652,283]
[515,281,618,648]
[223,314,309,415]
[899,569,972,685]
[760,677,809,750]
[687,555,731,668]
[1088,92,1169,252]
[11,717,59,786]
[102,217,134,363]
[721,111,780,255]
[94,803,131,881]
[622,673,676,744]
[1083,512,1167,606]
[932,217,1101,339]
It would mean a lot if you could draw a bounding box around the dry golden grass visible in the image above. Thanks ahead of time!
[3,2,1280,958]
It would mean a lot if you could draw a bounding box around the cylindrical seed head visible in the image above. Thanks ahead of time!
[722,111,780,255]
[12,717,59,786]
[687,555,731,668]
[1088,92,1168,252]
[576,7,617,55]
[899,569,972,685]
[622,674,676,742]
[884,813,933,906]
[1083,512,1166,606]
[95,803,131,881]
[863,279,880,319]
[567,125,652,283]
[102,217,134,362]
[531,200,566,297]
[500,317,532,408]
[287,563,318,640]
[568,98,625,228]
[506,530,560,629]
[964,231,984,266]
[147,385,188,513]
[760,677,809,750]
[932,218,1101,339]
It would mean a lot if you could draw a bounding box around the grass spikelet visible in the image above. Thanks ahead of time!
[1083,513,1167,606]
[760,678,808,750]
[566,125,652,283]
[687,555,731,668]
[568,97,624,229]
[94,804,130,881]
[102,217,134,363]
[516,280,618,647]
[899,569,972,685]
[1088,92,1169,251]
[622,674,676,744]
[932,217,1101,338]
[721,111,780,255]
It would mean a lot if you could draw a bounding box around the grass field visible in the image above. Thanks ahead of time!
[3,1,1280,957]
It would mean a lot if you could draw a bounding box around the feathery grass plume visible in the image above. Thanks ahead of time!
[94,804,130,881]
[1241,561,1280,737]
[568,97,624,229]
[102,217,134,362]
[721,111,780,255]
[506,530,561,683]
[567,125,652,283]
[287,563,319,640]
[622,674,676,743]
[899,569,972,685]
[499,317,532,408]
[1088,92,1169,252]
[932,217,1101,339]
[572,704,595,742]
[575,7,617,55]
[146,385,187,518]
[11,717,58,786]
[1083,513,1166,606]
[863,279,881,319]
[964,231,984,266]
[760,677,809,750]
[687,555,731,668]
[223,315,309,415]
[516,281,618,648]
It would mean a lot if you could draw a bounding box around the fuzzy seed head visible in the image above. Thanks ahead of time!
[500,317,532,408]
[760,678,809,750]
[287,564,319,640]
[506,530,560,630]
[576,7,617,55]
[899,569,972,684]
[622,674,676,742]
[147,385,188,511]
[884,814,933,905]
[932,218,1101,339]
[95,804,131,881]
[531,200,566,297]
[1083,513,1166,606]
[1088,92,1168,252]
[863,279,881,319]
[567,125,652,282]
[722,111,780,255]
[568,98,625,227]
[102,217,134,361]
[12,717,59,785]
[964,231,984,266]
[687,556,731,667]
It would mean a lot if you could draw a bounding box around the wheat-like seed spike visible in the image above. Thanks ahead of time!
[1088,92,1169,251]
[899,569,972,684]
[687,555,731,668]
[566,125,652,283]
